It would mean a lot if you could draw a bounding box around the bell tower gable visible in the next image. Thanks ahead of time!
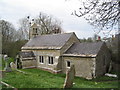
[29,23,39,39]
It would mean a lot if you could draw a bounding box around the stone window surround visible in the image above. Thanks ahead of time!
[48,56,54,65]
[39,56,44,64]
[67,61,71,68]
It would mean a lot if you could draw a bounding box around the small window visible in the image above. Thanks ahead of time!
[39,56,44,63]
[33,28,38,34]
[67,61,70,67]
[48,57,50,64]
[35,28,38,33]
[48,56,54,64]
[51,57,53,64]
[33,28,35,33]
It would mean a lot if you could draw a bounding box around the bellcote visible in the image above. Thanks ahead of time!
[29,23,39,39]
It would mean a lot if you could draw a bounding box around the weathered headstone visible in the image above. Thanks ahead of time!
[63,64,75,88]
[16,55,22,69]
[10,62,17,70]
[4,55,11,72]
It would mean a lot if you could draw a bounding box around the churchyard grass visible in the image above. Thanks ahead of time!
[2,68,119,88]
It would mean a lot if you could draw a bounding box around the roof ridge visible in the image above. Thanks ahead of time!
[36,32,74,37]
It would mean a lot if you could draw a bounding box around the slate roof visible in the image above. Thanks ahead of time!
[22,33,74,50]
[64,41,104,57]
[20,51,35,58]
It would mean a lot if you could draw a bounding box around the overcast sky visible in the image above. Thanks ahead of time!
[0,0,116,39]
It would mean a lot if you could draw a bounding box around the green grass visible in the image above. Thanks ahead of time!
[2,68,119,88]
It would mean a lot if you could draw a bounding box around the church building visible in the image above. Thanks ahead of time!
[20,23,111,79]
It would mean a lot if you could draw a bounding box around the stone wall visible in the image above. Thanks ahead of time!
[63,56,96,79]
[22,60,37,69]
[33,49,62,73]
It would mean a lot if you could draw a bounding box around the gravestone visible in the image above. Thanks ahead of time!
[4,55,11,72]
[16,55,22,69]
[63,64,75,88]
[10,62,17,70]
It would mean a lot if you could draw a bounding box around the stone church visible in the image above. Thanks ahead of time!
[20,23,111,79]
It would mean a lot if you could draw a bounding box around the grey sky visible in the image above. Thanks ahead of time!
[1,0,115,39]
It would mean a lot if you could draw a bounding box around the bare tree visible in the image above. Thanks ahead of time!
[0,20,17,42]
[18,17,30,40]
[0,20,16,55]
[18,12,63,40]
[35,12,63,34]
[73,0,120,34]
[0,20,28,57]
